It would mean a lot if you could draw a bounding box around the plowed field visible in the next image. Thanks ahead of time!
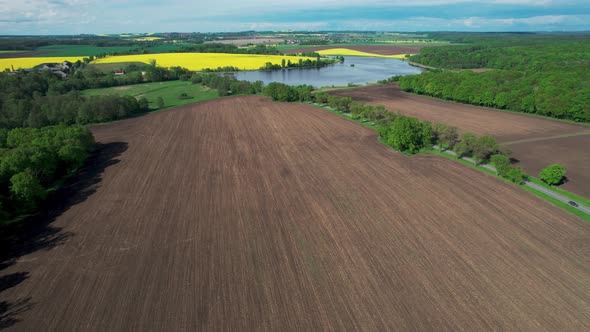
[1,96,589,331]
[330,84,590,198]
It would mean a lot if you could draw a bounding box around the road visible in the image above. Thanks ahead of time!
[433,146,590,216]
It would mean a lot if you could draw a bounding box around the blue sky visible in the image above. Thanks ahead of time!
[1,0,589,34]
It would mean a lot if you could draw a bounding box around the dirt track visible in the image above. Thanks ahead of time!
[285,45,422,55]
[330,84,590,198]
[1,96,589,330]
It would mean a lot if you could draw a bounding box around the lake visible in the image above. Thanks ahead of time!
[231,56,424,88]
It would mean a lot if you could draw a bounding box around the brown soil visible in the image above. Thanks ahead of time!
[285,45,422,55]
[507,134,590,198]
[330,84,590,198]
[0,51,52,58]
[206,38,284,45]
[1,96,589,330]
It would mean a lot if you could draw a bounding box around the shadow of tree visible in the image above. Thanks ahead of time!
[0,272,29,294]
[0,142,127,329]
[559,176,569,186]
[0,298,32,329]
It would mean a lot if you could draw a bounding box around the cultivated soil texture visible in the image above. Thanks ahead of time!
[206,38,284,45]
[0,51,51,58]
[1,96,589,330]
[330,84,590,198]
[285,45,422,55]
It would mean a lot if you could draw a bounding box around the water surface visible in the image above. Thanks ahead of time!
[231,56,424,88]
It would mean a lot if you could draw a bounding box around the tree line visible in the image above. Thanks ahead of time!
[260,56,337,71]
[401,36,590,122]
[398,69,589,122]
[0,125,94,223]
[190,73,264,96]
[181,43,281,55]
[263,83,314,102]
[312,93,528,184]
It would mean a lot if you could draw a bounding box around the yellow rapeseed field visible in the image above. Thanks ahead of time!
[0,57,86,71]
[92,53,316,71]
[134,37,164,42]
[317,48,412,59]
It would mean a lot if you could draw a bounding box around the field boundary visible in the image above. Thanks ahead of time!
[396,88,590,128]
[326,84,590,128]
[432,146,590,219]
[308,101,590,222]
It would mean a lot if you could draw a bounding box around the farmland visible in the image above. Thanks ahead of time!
[330,84,590,198]
[284,44,422,56]
[316,48,411,58]
[82,81,219,109]
[1,96,589,330]
[92,53,316,71]
[0,56,85,71]
[33,45,141,57]
[0,52,317,72]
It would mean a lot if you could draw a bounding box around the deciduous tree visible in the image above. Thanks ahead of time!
[539,164,566,185]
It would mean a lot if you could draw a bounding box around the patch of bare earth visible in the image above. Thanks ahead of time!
[0,51,53,58]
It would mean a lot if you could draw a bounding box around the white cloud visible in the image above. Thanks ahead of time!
[0,0,94,25]
[0,0,558,21]
[334,14,590,31]
[0,0,586,34]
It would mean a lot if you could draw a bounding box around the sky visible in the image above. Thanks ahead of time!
[1,0,589,34]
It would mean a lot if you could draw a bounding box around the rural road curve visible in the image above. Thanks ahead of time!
[433,146,590,216]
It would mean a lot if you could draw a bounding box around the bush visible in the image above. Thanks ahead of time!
[490,154,511,177]
[10,170,46,210]
[178,92,193,100]
[505,167,528,185]
[315,92,329,104]
[539,164,566,185]
[421,121,434,147]
[138,97,149,111]
[454,132,477,157]
[156,96,165,109]
[472,135,499,163]
[385,116,426,153]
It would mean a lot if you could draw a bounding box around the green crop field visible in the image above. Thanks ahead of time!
[34,45,140,57]
[145,44,187,53]
[276,41,451,51]
[82,81,219,110]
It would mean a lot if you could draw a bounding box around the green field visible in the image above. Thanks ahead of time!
[82,81,219,110]
[276,41,451,51]
[34,45,140,57]
[85,62,146,73]
[145,44,187,53]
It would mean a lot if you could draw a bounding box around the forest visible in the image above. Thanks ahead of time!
[0,125,94,222]
[400,36,590,122]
